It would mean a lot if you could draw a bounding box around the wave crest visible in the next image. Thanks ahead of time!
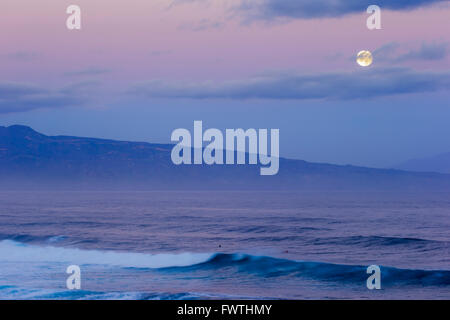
[1,239,449,287]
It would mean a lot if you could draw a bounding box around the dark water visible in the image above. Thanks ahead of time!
[0,191,449,299]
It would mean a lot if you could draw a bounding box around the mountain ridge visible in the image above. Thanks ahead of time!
[394,152,450,174]
[1,124,450,191]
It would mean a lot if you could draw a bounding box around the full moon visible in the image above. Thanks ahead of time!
[356,50,373,67]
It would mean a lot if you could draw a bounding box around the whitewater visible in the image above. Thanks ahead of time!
[0,191,449,299]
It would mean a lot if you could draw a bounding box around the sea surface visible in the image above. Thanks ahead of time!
[0,191,448,300]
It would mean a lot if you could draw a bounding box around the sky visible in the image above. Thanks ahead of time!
[0,0,449,168]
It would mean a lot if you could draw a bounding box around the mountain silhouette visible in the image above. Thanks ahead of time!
[1,125,450,190]
[394,152,450,174]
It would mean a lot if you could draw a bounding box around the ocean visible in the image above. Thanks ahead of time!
[0,191,448,299]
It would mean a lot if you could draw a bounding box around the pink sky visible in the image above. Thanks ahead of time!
[1,1,450,167]
[1,0,449,86]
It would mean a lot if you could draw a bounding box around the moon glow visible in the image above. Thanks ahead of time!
[357,50,373,67]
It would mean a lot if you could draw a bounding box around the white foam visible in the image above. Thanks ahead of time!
[0,240,212,269]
